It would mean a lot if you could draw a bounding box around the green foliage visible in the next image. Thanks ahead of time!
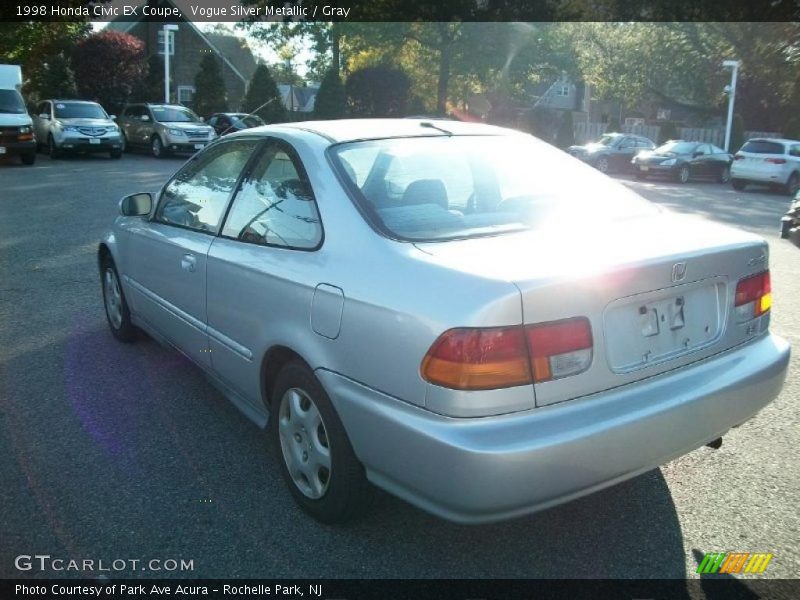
[72,31,146,113]
[193,54,228,117]
[731,113,745,152]
[242,64,286,123]
[346,65,410,117]
[659,121,679,144]
[555,111,575,148]
[26,51,77,100]
[313,69,346,120]
[606,117,621,133]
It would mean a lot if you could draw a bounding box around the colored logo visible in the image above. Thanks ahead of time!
[697,552,773,574]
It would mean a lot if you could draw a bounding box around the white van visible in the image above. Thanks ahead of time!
[0,64,36,165]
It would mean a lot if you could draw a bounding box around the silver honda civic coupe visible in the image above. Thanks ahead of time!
[99,119,790,524]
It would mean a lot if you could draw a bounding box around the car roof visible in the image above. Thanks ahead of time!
[745,137,800,145]
[258,118,516,143]
[48,99,100,105]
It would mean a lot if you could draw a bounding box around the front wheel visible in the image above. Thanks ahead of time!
[151,135,166,158]
[110,148,122,159]
[21,153,36,165]
[595,156,609,173]
[271,361,371,523]
[634,170,648,180]
[101,256,137,342]
[48,135,61,159]
[732,178,747,191]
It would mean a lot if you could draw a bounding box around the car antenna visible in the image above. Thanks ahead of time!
[420,121,453,136]
[219,98,277,136]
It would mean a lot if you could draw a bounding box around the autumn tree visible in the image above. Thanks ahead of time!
[72,31,146,113]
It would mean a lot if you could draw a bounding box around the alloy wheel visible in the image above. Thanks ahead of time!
[103,268,123,330]
[679,166,690,183]
[595,157,609,173]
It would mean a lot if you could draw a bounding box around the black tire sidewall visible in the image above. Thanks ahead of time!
[152,136,163,158]
[270,361,369,523]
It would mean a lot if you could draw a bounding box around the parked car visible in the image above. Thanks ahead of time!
[780,190,800,246]
[567,132,655,173]
[118,103,216,158]
[31,99,122,159]
[207,112,265,137]
[99,119,789,524]
[730,138,800,195]
[0,64,36,165]
[632,140,733,183]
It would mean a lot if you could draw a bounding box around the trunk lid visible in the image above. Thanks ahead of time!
[415,212,770,406]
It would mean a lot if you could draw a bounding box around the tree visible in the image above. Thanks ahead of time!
[346,66,410,117]
[314,69,346,119]
[242,64,286,123]
[26,51,77,100]
[72,31,146,113]
[132,55,166,103]
[555,111,575,148]
[193,54,228,117]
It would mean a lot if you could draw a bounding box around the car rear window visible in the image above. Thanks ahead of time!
[740,140,785,154]
[331,134,658,242]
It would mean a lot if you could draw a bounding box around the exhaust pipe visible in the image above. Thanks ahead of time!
[706,437,723,449]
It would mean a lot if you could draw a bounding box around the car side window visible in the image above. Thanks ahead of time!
[155,139,259,234]
[697,144,711,155]
[221,140,323,250]
[207,116,218,127]
[790,145,800,158]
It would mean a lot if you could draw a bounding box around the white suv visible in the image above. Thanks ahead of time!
[731,138,800,195]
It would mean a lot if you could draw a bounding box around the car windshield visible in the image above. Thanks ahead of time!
[231,115,264,128]
[655,141,697,154]
[54,102,108,119]
[332,135,658,242]
[151,106,199,123]
[596,134,621,146]
[0,89,26,114]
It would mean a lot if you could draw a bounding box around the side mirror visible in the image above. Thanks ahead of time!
[39,113,49,120]
[120,192,153,217]
[140,115,150,122]
[199,116,205,122]
[110,114,117,121]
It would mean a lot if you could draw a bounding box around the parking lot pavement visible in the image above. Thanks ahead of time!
[1,155,798,580]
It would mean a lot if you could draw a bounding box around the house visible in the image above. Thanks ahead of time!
[106,1,257,110]
[278,84,319,113]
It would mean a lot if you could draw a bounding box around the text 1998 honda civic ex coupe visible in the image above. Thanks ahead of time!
[99,119,790,524]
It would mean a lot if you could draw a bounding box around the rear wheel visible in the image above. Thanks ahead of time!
[271,361,371,523]
[784,172,799,196]
[676,165,690,184]
[732,178,747,191]
[21,153,36,165]
[121,132,129,153]
[634,170,648,180]
[717,166,731,184]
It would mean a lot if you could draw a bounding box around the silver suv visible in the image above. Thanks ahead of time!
[118,103,216,158]
[32,100,122,159]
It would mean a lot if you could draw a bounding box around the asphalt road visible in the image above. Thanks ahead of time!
[1,151,798,582]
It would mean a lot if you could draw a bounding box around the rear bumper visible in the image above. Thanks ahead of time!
[318,333,790,523]
[730,164,787,184]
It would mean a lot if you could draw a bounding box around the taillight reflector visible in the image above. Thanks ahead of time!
[765,158,787,164]
[421,317,594,390]
[420,327,531,390]
[734,270,771,322]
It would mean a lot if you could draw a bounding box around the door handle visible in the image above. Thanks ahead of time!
[180,254,196,273]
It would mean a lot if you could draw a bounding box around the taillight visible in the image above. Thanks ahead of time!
[526,317,593,382]
[421,317,593,390]
[765,158,786,164]
[420,327,531,390]
[734,270,771,322]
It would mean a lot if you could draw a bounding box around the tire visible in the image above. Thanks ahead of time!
[21,153,36,165]
[270,361,371,523]
[595,156,609,173]
[717,166,731,184]
[101,256,137,343]
[634,170,648,180]
[784,172,799,196]
[676,165,690,184]
[732,178,747,191]
[151,135,166,158]
[121,133,130,153]
[110,149,122,159]
[48,135,61,159]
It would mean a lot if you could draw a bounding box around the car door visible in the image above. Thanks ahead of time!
[124,139,259,367]
[614,137,636,170]
[691,144,713,177]
[205,138,325,406]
